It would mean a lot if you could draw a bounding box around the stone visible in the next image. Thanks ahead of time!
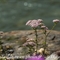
[0,30,60,57]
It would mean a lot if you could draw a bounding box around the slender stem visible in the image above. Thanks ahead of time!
[46,23,57,37]
[34,29,38,54]
[52,23,57,30]
[43,23,57,54]
[43,30,47,54]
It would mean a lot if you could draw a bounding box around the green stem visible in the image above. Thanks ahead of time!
[35,29,38,54]
[43,23,57,54]
[46,23,57,37]
[44,30,47,54]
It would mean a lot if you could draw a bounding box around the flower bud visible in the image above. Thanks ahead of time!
[41,26,48,30]
[53,19,60,23]
[26,20,32,25]
[38,19,43,23]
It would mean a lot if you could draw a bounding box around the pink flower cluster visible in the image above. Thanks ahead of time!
[26,19,43,28]
[41,26,48,30]
[53,19,60,23]
[23,39,35,47]
[26,19,60,30]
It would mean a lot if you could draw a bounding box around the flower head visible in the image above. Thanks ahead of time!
[45,27,48,30]
[28,42,36,46]
[41,26,48,30]
[39,23,44,26]
[30,20,39,28]
[26,20,32,25]
[26,19,43,28]
[38,19,43,23]
[53,19,60,23]
[41,26,46,28]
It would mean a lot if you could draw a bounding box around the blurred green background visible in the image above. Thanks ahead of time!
[0,0,60,31]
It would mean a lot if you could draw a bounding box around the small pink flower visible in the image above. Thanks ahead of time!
[38,19,43,23]
[41,26,48,30]
[45,27,48,30]
[26,19,43,28]
[26,20,32,25]
[28,42,35,46]
[53,19,60,23]
[41,26,46,29]
[30,23,39,28]
[26,20,40,28]
[30,20,39,27]
[39,23,44,26]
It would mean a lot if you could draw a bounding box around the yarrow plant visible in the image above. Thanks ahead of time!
[22,38,36,55]
[24,19,60,60]
[25,19,43,54]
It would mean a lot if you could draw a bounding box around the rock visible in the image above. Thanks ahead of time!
[46,53,59,60]
[37,48,50,55]
[55,50,60,56]
[7,49,14,54]
[0,30,60,56]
